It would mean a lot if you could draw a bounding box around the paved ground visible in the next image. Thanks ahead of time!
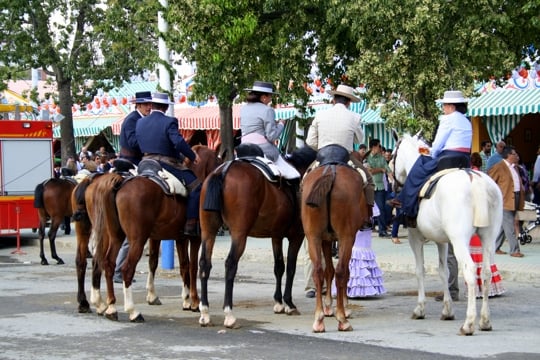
[1,226,539,359]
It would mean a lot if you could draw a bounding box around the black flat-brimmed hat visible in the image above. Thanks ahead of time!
[131,91,152,103]
[243,81,279,95]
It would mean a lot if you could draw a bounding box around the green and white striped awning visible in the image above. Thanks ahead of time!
[53,116,118,138]
[468,88,540,117]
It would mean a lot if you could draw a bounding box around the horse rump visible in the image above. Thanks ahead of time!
[34,182,45,208]
[305,167,335,208]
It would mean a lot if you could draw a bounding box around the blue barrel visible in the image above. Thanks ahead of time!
[161,240,175,270]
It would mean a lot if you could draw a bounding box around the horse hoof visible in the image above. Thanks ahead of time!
[56,259,65,265]
[105,312,118,321]
[411,313,425,320]
[312,322,325,333]
[273,303,285,314]
[78,305,92,314]
[130,313,145,323]
[286,308,301,316]
[480,325,492,332]
[459,326,474,336]
[41,260,49,266]
[147,298,162,306]
[338,322,353,332]
[191,306,200,313]
[440,314,455,321]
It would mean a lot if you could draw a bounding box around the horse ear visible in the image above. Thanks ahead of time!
[391,128,399,142]
[414,129,423,138]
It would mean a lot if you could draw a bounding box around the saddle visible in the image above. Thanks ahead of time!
[419,154,472,199]
[135,159,188,197]
[307,144,368,185]
[234,143,281,182]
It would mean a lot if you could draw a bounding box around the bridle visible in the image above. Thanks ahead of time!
[391,138,405,192]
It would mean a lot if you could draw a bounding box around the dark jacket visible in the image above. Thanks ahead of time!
[135,110,195,161]
[119,110,143,162]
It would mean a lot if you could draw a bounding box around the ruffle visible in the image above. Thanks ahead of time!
[332,230,386,298]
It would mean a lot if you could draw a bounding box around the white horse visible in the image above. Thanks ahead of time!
[392,134,503,335]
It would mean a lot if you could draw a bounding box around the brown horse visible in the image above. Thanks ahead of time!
[84,146,220,321]
[34,177,76,265]
[198,145,317,328]
[301,147,368,332]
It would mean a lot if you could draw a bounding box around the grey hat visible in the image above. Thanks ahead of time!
[243,81,278,95]
[151,92,174,105]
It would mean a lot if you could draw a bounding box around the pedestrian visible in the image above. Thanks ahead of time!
[365,139,391,237]
[486,140,506,171]
[533,145,540,205]
[488,146,525,258]
[479,140,492,172]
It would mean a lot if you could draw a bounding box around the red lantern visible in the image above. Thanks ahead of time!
[179,95,187,103]
[314,79,322,87]
[111,97,118,106]
[518,68,528,78]
[87,103,93,110]
[121,97,127,105]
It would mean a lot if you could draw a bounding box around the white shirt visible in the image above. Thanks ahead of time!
[431,111,472,158]
[504,159,521,192]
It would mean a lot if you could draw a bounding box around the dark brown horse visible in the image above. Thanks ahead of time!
[34,177,76,265]
[198,146,317,328]
[301,149,368,332]
[83,146,220,321]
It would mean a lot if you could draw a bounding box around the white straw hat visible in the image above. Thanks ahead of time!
[438,90,468,104]
[328,84,362,103]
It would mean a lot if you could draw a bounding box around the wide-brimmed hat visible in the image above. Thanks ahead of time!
[131,91,152,103]
[438,90,468,104]
[328,84,362,103]
[151,92,174,105]
[243,81,278,95]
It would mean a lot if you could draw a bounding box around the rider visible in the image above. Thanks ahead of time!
[135,92,201,236]
[305,84,375,226]
[119,91,153,165]
[240,80,300,180]
[390,90,472,227]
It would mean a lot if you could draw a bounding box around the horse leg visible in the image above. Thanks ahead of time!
[102,234,123,321]
[452,241,478,335]
[308,237,326,333]
[322,241,335,317]
[122,239,146,322]
[281,234,303,315]
[146,239,162,306]
[199,232,216,326]
[435,242,455,321]
[334,236,353,332]
[188,236,201,311]
[89,253,107,316]
[223,234,248,328]
[409,234,427,319]
[37,213,49,265]
[271,237,286,314]
[48,218,64,265]
[478,240,493,331]
[176,238,192,310]
[75,220,91,313]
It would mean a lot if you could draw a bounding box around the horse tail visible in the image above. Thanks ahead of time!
[203,172,224,212]
[34,182,45,208]
[72,178,92,222]
[91,174,124,256]
[305,166,335,208]
[471,173,489,227]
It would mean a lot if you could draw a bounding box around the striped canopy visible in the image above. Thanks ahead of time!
[53,116,119,138]
[468,88,540,117]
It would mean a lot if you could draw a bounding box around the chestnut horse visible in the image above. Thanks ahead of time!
[301,145,369,332]
[83,146,220,321]
[34,177,76,265]
[198,145,317,328]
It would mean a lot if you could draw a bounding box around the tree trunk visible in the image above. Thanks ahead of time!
[57,77,76,165]
[219,103,234,161]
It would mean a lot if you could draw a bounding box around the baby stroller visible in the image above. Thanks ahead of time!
[518,201,540,245]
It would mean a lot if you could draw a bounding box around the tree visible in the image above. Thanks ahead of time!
[319,0,540,140]
[0,0,157,163]
[166,0,326,159]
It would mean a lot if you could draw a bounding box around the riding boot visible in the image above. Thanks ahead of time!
[184,218,200,236]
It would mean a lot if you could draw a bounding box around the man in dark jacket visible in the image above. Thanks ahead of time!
[136,92,201,235]
[119,91,152,165]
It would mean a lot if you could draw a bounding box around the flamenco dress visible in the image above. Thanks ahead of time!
[332,229,386,298]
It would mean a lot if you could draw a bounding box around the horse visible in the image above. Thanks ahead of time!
[198,145,317,328]
[34,177,76,265]
[392,133,503,335]
[300,145,369,332]
[85,146,220,322]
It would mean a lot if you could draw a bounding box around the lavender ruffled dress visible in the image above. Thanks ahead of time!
[332,229,386,298]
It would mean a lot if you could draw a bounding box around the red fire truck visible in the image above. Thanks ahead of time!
[0,117,54,251]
